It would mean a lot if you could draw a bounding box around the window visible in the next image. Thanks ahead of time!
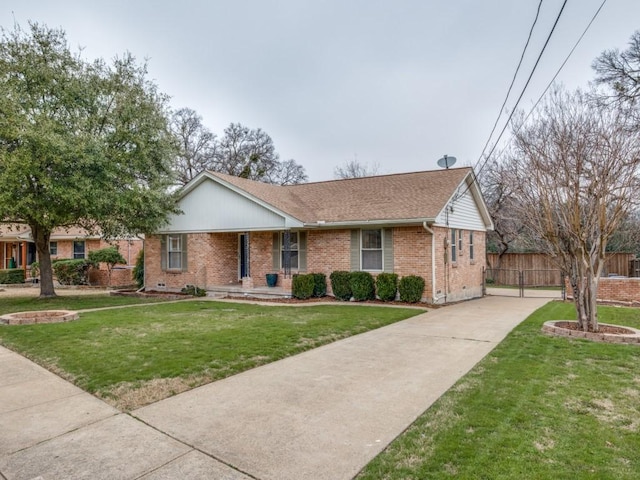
[73,241,85,259]
[450,229,457,263]
[281,232,300,270]
[458,229,463,253]
[469,231,474,260]
[49,242,58,256]
[167,235,182,269]
[361,229,383,271]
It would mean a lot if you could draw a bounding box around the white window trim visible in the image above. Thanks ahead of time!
[167,234,182,270]
[469,231,475,261]
[73,240,85,259]
[361,228,383,272]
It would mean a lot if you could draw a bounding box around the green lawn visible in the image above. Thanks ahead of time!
[357,301,640,480]
[0,293,178,314]
[0,299,422,410]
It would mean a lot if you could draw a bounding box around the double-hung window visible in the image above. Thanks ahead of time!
[469,231,474,260]
[451,229,457,263]
[73,241,85,259]
[281,232,300,270]
[167,235,183,269]
[361,229,383,271]
[49,242,58,256]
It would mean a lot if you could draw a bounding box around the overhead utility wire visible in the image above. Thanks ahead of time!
[474,0,608,179]
[472,0,568,180]
[474,0,544,168]
[455,0,568,201]
[515,0,608,129]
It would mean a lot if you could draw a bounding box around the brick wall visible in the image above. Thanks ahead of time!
[144,227,487,302]
[565,277,640,304]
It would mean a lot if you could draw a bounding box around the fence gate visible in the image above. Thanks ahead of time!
[484,268,565,299]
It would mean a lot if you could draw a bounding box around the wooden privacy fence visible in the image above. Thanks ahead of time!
[487,253,635,278]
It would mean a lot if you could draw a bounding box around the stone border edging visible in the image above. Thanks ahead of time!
[0,310,79,325]
[542,320,640,344]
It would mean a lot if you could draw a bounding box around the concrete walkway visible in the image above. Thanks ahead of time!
[0,295,549,480]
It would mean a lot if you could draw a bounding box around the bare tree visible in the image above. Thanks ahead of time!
[593,30,640,106]
[506,87,640,332]
[170,108,216,185]
[265,158,308,185]
[479,158,535,267]
[334,158,380,179]
[213,123,279,181]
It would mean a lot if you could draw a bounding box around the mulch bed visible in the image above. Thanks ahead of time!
[553,321,636,335]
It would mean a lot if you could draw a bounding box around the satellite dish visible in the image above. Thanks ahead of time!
[437,155,457,169]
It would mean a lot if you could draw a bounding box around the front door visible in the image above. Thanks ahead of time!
[238,234,249,280]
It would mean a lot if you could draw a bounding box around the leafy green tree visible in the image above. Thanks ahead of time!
[0,23,178,297]
[88,246,127,286]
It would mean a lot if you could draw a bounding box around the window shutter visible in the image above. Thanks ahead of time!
[160,235,167,271]
[350,229,360,271]
[383,228,393,273]
[298,231,307,271]
[272,232,280,270]
[181,234,188,271]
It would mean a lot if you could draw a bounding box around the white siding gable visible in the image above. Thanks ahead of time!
[435,188,487,231]
[160,179,302,233]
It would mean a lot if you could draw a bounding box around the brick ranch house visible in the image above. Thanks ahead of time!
[145,167,493,303]
[0,225,142,287]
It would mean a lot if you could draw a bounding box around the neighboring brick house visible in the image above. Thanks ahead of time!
[0,225,141,287]
[145,167,493,303]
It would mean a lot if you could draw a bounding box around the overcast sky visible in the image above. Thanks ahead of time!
[6,1,640,181]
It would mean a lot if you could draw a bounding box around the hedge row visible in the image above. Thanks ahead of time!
[0,269,25,284]
[292,273,327,300]
[328,271,425,303]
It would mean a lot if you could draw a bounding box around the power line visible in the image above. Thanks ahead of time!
[473,0,608,186]
[473,0,568,180]
[475,0,544,169]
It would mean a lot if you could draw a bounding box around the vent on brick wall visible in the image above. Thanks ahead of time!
[157,283,166,288]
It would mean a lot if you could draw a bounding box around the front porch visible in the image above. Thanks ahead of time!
[205,283,292,299]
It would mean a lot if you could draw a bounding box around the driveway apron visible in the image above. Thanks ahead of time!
[132,295,549,480]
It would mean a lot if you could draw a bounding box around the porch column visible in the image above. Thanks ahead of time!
[21,242,27,273]
[283,230,291,277]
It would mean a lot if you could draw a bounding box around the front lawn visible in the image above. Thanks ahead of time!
[357,301,640,480]
[0,300,422,410]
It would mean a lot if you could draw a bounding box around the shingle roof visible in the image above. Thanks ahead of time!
[207,167,473,224]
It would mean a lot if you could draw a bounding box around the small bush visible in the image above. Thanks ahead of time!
[53,259,91,285]
[29,261,39,278]
[398,275,425,303]
[376,273,398,301]
[330,270,352,301]
[133,249,144,289]
[0,269,25,284]
[181,285,206,297]
[292,274,315,299]
[349,271,375,301]
[311,273,327,297]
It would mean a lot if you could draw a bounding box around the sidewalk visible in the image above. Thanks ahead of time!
[0,295,549,479]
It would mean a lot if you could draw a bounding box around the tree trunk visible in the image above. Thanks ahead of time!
[31,224,56,298]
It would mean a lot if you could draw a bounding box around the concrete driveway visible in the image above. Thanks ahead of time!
[0,295,549,480]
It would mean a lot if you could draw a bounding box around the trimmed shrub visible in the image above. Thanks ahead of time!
[29,261,39,279]
[398,275,426,303]
[349,271,375,301]
[181,285,206,297]
[133,249,145,289]
[0,269,25,284]
[311,273,327,298]
[53,259,91,285]
[330,270,352,301]
[292,273,315,299]
[376,272,398,301]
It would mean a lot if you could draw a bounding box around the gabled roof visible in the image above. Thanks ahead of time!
[200,167,490,227]
[0,224,106,242]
